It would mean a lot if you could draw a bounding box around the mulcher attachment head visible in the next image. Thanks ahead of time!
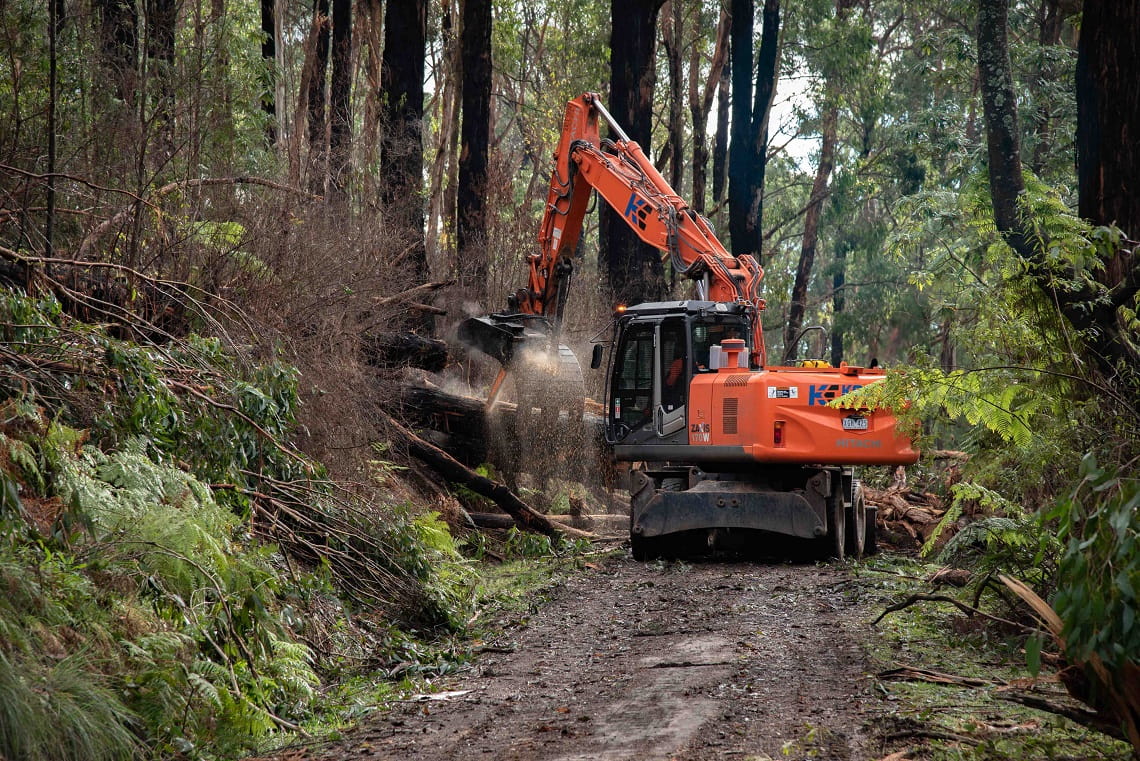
[457,313,553,366]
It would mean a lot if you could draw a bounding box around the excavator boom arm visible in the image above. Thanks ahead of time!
[517,93,768,365]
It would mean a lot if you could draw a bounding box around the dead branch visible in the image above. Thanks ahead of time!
[878,665,1002,688]
[0,162,152,203]
[372,280,453,307]
[884,729,980,746]
[997,691,1127,741]
[381,412,591,540]
[872,593,1035,632]
[75,175,317,259]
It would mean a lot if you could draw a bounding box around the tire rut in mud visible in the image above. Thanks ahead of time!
[311,556,880,761]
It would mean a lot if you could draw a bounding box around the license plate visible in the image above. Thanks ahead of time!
[842,415,868,431]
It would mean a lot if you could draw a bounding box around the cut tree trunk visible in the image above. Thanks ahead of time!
[383,413,590,539]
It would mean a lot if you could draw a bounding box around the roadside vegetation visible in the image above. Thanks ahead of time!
[0,289,491,760]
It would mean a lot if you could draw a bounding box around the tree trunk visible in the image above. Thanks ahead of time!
[328,0,352,203]
[145,0,176,163]
[1029,0,1065,174]
[689,6,729,214]
[307,0,330,195]
[385,413,588,539]
[747,0,780,262]
[97,0,138,104]
[712,50,730,209]
[1075,0,1140,374]
[830,245,846,366]
[457,0,493,293]
[727,0,753,257]
[426,0,460,267]
[359,0,382,202]
[661,0,685,192]
[980,0,1140,407]
[783,100,838,353]
[209,0,233,174]
[260,0,276,146]
[1077,2,1140,243]
[381,0,431,292]
[45,0,59,260]
[602,0,667,305]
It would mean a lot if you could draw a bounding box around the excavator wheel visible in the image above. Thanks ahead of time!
[824,493,845,561]
[844,481,866,560]
[863,506,879,556]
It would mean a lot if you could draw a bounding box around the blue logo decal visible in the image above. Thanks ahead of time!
[623,193,650,230]
[808,383,861,406]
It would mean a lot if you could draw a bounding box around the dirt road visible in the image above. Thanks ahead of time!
[313,555,892,761]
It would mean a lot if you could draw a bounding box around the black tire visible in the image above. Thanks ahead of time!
[631,533,653,561]
[863,505,879,556]
[845,485,866,560]
[823,494,845,561]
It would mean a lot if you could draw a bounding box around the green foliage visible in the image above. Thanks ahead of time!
[0,651,141,761]
[1049,454,1140,676]
[0,291,485,757]
[503,526,590,559]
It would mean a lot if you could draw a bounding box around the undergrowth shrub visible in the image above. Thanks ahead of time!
[1049,454,1140,676]
[0,290,478,758]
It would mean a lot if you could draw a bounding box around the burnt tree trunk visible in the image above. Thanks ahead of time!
[747,0,780,262]
[457,0,493,292]
[727,0,753,257]
[260,0,276,145]
[328,0,352,202]
[145,0,176,163]
[306,0,330,194]
[728,0,780,260]
[381,0,432,314]
[602,0,667,305]
[712,50,730,208]
[1075,0,1140,377]
[661,0,685,191]
[97,0,137,104]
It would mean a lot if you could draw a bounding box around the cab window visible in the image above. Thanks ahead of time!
[692,318,749,369]
[613,322,654,426]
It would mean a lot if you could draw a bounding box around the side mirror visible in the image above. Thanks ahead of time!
[590,344,604,369]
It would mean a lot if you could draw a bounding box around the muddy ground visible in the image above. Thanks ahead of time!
[304,553,906,761]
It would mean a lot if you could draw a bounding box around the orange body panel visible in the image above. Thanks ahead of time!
[686,366,918,466]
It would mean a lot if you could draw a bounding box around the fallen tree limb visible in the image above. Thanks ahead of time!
[878,665,1002,688]
[872,593,1034,633]
[884,729,980,747]
[997,691,1126,741]
[381,413,591,539]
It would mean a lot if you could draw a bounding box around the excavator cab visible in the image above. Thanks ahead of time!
[605,301,751,448]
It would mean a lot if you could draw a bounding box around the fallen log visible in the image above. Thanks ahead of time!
[365,331,450,372]
[381,412,591,539]
[469,511,629,533]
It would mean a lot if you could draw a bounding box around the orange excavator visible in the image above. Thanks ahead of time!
[460,92,917,559]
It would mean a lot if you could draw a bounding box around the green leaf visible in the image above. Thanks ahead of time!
[1025,634,1042,678]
